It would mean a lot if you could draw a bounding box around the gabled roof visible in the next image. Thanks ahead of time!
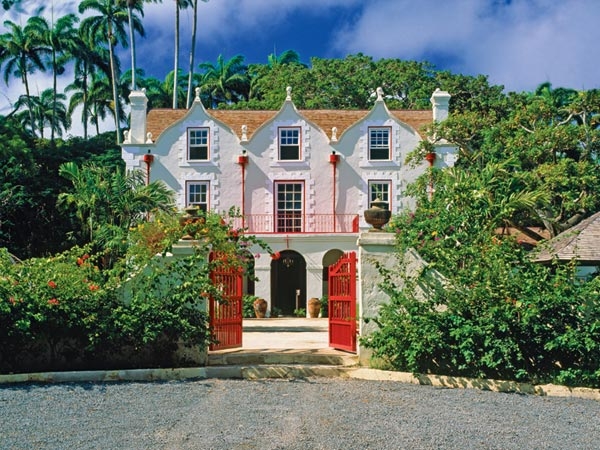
[146,108,432,142]
[534,211,600,264]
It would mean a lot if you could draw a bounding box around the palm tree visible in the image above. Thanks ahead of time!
[66,27,111,139]
[267,49,302,67]
[136,73,171,109]
[89,71,121,136]
[27,14,78,141]
[79,0,143,144]
[185,0,209,109]
[198,54,249,108]
[14,88,70,139]
[173,0,193,108]
[0,19,47,137]
[120,0,158,90]
[58,161,174,263]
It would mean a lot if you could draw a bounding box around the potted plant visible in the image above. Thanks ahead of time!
[253,298,268,318]
[293,308,306,318]
[320,295,328,318]
[308,297,321,318]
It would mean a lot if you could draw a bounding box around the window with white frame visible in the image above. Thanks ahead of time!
[368,127,391,160]
[188,128,209,161]
[278,127,301,161]
[275,182,303,232]
[187,181,209,212]
[369,180,391,205]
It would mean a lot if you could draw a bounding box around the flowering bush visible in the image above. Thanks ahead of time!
[0,208,269,373]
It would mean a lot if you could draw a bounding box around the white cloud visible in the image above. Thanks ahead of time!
[332,0,600,92]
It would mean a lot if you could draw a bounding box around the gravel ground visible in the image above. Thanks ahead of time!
[1,377,599,450]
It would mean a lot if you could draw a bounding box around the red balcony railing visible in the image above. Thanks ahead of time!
[228,214,360,234]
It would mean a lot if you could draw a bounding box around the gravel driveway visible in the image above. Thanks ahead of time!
[1,377,599,449]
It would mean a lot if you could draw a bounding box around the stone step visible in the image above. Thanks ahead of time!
[208,349,358,367]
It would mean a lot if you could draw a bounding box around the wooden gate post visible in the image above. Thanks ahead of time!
[356,231,399,366]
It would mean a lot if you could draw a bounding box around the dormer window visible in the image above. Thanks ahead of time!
[279,127,301,161]
[368,127,391,160]
[188,128,209,161]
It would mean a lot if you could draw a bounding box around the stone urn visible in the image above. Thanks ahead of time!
[253,298,268,318]
[307,297,321,318]
[364,198,391,231]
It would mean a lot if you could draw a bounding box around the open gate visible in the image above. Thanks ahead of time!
[209,256,243,351]
[328,251,357,352]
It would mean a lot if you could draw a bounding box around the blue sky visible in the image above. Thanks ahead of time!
[2,0,599,134]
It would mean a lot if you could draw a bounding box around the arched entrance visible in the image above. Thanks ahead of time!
[322,249,344,300]
[270,250,306,316]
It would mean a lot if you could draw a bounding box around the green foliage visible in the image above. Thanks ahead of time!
[0,205,264,373]
[242,295,259,318]
[293,308,306,318]
[364,167,600,387]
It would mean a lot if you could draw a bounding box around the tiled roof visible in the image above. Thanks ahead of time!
[146,108,432,142]
[534,211,600,264]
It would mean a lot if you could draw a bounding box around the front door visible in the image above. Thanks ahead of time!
[271,250,306,316]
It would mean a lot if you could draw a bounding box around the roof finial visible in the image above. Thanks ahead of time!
[194,87,201,102]
[286,86,292,101]
[376,87,384,101]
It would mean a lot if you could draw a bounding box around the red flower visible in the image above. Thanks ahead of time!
[271,251,281,260]
[48,298,59,306]
[88,284,99,291]
[48,281,57,289]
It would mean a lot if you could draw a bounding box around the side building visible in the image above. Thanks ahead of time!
[121,86,457,316]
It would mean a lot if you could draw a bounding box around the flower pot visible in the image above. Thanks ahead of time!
[253,298,268,318]
[364,198,391,231]
[308,298,321,318]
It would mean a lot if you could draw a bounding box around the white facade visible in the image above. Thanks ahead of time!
[121,87,457,316]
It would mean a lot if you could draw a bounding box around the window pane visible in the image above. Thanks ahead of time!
[369,128,390,160]
[276,182,303,232]
[369,181,390,203]
[189,128,209,160]
[188,182,209,211]
[279,128,300,160]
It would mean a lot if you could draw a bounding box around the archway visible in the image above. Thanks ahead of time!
[322,249,344,299]
[270,249,306,316]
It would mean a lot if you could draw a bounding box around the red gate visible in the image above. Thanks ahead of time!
[328,251,357,352]
[209,257,243,351]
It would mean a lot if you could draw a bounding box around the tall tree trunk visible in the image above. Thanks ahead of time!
[127,4,136,90]
[21,56,36,137]
[186,0,198,108]
[172,0,180,109]
[107,26,121,144]
[82,63,89,140]
[51,48,57,142]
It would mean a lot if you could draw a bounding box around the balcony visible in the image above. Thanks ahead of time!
[229,214,360,234]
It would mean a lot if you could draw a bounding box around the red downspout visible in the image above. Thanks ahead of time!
[329,151,339,232]
[237,151,249,228]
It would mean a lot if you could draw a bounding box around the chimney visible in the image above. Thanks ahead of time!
[430,88,451,122]
[128,90,148,144]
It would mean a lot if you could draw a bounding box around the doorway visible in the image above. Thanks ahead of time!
[270,249,306,315]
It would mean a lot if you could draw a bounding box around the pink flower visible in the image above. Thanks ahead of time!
[48,298,59,306]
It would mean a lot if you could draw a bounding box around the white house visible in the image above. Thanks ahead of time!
[121,86,457,316]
